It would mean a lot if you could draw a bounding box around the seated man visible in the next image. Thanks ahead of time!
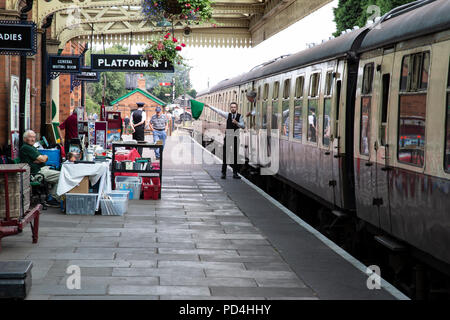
[20,130,61,207]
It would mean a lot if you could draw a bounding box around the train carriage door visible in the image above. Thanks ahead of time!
[322,70,337,205]
[374,50,395,232]
[355,61,379,227]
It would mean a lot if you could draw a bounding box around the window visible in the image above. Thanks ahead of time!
[380,74,391,146]
[335,80,342,138]
[307,73,320,142]
[398,51,430,167]
[270,82,280,130]
[263,84,269,100]
[309,73,320,97]
[293,76,304,141]
[273,81,280,100]
[445,59,450,172]
[295,76,304,98]
[323,72,333,146]
[362,64,374,94]
[307,100,318,142]
[360,63,374,155]
[400,52,430,92]
[325,71,333,96]
[280,79,291,137]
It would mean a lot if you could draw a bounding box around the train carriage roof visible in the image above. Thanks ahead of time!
[199,0,450,96]
[359,0,450,52]
[200,27,368,95]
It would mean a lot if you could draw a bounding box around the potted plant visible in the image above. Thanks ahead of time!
[142,32,186,65]
[141,0,214,23]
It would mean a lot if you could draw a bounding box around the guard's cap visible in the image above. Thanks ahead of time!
[155,106,162,112]
[136,102,145,107]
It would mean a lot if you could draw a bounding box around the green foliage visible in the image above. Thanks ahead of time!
[85,95,99,115]
[333,0,417,37]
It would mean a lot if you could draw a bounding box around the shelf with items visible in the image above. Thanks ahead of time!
[111,142,163,199]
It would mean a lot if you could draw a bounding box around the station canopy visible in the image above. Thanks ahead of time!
[10,0,332,49]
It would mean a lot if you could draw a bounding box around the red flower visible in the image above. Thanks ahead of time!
[172,37,178,42]
[164,32,171,39]
[175,46,182,51]
[181,43,186,47]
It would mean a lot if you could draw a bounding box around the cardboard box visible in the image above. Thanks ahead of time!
[69,176,89,194]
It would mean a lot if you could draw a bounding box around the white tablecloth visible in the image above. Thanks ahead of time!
[56,161,112,210]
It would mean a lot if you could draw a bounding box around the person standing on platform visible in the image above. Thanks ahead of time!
[205,102,245,179]
[130,102,147,155]
[149,106,168,160]
[58,109,79,155]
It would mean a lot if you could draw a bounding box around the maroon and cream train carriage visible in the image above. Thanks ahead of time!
[195,0,450,275]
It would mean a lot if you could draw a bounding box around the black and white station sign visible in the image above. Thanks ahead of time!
[48,55,81,73]
[0,20,37,55]
[91,54,174,73]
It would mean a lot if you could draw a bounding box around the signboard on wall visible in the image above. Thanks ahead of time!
[48,55,81,73]
[10,75,19,131]
[25,79,31,130]
[91,54,174,73]
[10,131,19,160]
[0,20,37,56]
[74,67,100,82]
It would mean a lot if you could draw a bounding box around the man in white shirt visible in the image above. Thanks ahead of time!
[205,102,245,179]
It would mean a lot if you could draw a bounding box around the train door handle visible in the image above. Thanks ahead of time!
[365,162,373,167]
[325,151,331,155]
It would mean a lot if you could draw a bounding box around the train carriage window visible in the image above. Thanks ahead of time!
[262,83,270,130]
[293,76,305,141]
[256,86,262,129]
[323,71,333,146]
[270,82,279,130]
[295,76,304,98]
[281,79,291,137]
[307,73,320,143]
[445,92,450,172]
[380,74,391,146]
[362,64,374,94]
[445,59,450,172]
[309,73,320,97]
[397,51,430,167]
[360,63,374,155]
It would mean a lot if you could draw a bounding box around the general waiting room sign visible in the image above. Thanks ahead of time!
[48,55,81,73]
[0,20,37,55]
[90,54,174,73]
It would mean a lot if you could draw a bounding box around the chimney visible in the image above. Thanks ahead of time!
[137,74,146,90]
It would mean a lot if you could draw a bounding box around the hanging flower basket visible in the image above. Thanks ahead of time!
[141,0,214,23]
[142,32,186,66]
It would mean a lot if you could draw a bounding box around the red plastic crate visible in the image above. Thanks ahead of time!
[142,184,160,200]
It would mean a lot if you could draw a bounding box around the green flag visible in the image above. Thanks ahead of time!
[190,99,204,120]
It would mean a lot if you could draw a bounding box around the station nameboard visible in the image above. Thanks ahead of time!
[90,54,174,73]
[74,67,100,82]
[48,55,81,73]
[0,20,37,56]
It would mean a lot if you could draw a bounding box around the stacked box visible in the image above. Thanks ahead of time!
[0,164,30,219]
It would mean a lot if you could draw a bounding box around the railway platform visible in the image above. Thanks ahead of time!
[0,131,407,300]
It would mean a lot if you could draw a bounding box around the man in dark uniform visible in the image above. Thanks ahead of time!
[205,102,245,179]
[130,102,146,155]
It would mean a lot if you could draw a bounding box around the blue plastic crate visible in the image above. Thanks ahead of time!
[38,149,61,169]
